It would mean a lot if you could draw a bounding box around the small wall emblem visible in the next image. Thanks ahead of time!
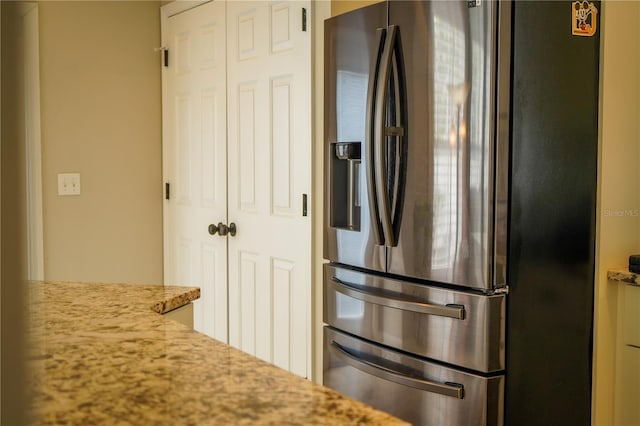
[572,1,598,37]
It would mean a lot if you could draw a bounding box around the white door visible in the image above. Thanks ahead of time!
[226,1,312,378]
[162,1,228,341]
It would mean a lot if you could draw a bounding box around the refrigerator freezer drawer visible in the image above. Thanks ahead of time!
[324,327,504,426]
[324,264,505,372]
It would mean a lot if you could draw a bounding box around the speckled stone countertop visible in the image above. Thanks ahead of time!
[608,268,640,286]
[26,281,407,425]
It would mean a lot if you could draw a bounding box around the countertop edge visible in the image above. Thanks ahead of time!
[30,280,201,315]
[607,268,640,286]
[150,286,201,314]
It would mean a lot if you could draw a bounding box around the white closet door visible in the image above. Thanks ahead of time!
[226,1,312,378]
[162,1,228,341]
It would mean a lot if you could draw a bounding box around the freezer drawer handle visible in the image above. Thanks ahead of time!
[331,341,464,399]
[331,277,465,320]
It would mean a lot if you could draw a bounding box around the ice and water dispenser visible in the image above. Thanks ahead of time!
[329,141,361,231]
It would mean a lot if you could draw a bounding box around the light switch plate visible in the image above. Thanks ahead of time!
[58,173,81,196]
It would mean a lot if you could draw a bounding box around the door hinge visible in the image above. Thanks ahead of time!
[302,193,308,216]
[155,47,169,67]
[165,182,170,200]
[492,286,509,295]
[302,8,307,32]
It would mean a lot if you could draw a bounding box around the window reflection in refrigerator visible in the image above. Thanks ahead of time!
[431,11,487,281]
[336,292,365,320]
[336,70,367,143]
[335,70,370,258]
[432,15,466,271]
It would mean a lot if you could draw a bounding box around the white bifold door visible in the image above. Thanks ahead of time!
[162,0,228,342]
[162,0,311,378]
[226,0,311,378]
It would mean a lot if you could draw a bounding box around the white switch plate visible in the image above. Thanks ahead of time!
[58,173,81,196]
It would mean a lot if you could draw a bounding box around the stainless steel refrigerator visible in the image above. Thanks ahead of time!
[323,1,600,425]
[323,1,511,424]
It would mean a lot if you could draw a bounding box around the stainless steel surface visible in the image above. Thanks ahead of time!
[323,264,505,372]
[331,275,465,319]
[330,341,464,399]
[324,327,505,426]
[324,2,387,272]
[492,0,511,289]
[384,1,500,291]
[374,24,397,247]
[323,2,509,422]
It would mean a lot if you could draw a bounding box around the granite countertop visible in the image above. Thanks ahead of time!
[607,268,640,286]
[26,281,407,425]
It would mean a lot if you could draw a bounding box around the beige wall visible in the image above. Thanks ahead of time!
[38,1,163,284]
[331,0,382,16]
[593,1,640,424]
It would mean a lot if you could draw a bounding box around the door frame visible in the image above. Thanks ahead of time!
[161,0,210,19]
[311,0,330,385]
[20,2,44,281]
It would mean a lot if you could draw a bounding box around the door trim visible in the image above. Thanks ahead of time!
[161,0,211,19]
[20,2,44,281]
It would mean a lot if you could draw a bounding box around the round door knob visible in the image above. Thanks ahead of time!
[208,222,235,237]
[217,222,229,236]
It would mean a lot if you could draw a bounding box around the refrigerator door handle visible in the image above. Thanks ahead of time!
[389,36,406,235]
[374,25,398,247]
[330,276,465,320]
[330,341,465,399]
[365,28,386,246]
